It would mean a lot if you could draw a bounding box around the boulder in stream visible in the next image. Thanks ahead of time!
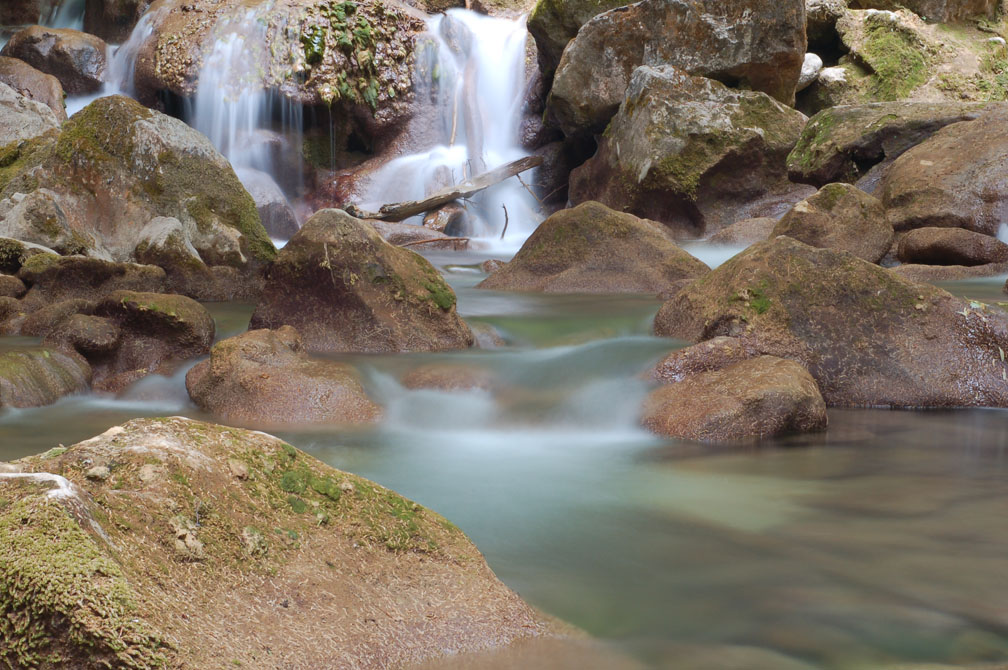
[0,346,90,407]
[0,55,66,122]
[654,236,1008,407]
[250,208,473,353]
[0,25,107,94]
[478,201,709,294]
[0,417,565,668]
[186,326,382,427]
[897,227,1008,267]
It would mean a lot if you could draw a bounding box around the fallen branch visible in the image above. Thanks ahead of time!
[398,237,471,248]
[500,204,509,240]
[348,155,543,222]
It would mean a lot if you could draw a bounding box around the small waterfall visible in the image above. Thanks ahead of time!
[358,10,540,248]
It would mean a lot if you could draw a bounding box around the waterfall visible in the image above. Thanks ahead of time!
[358,10,540,248]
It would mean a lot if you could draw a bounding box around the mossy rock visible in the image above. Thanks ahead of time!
[654,236,1008,407]
[527,0,629,77]
[250,208,473,353]
[478,201,708,294]
[0,347,90,408]
[0,417,561,668]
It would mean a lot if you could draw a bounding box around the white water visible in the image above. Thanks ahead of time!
[358,10,540,251]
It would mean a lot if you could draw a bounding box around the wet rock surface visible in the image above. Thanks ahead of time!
[0,55,66,122]
[0,346,90,407]
[897,227,1008,266]
[1,25,107,94]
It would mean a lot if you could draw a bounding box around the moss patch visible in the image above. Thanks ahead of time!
[858,16,935,100]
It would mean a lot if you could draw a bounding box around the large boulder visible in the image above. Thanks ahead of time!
[0,0,58,26]
[186,326,382,427]
[0,347,90,407]
[847,0,997,22]
[787,102,999,187]
[526,0,628,79]
[568,66,809,238]
[1,25,107,94]
[83,0,152,43]
[707,217,776,245]
[250,208,473,353]
[16,253,166,307]
[133,0,425,136]
[653,236,1008,407]
[0,56,66,122]
[806,0,847,52]
[897,227,1008,266]
[478,201,708,294]
[546,0,806,137]
[772,183,892,262]
[880,108,1008,236]
[0,80,59,147]
[0,96,276,300]
[0,417,563,668]
[235,168,299,240]
[642,355,827,442]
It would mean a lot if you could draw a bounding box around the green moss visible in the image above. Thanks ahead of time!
[0,495,168,668]
[860,17,933,100]
[286,495,308,514]
[422,278,456,311]
[279,470,307,494]
[815,183,848,211]
[301,25,326,64]
[0,131,58,196]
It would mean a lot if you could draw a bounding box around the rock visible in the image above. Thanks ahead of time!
[530,141,579,207]
[0,96,276,300]
[796,64,862,116]
[797,52,823,92]
[250,208,473,354]
[83,0,152,43]
[891,261,1008,282]
[788,102,998,187]
[43,313,122,356]
[401,363,495,391]
[772,183,892,262]
[0,80,58,147]
[880,108,1008,236]
[526,0,629,79]
[847,0,996,23]
[235,168,299,240]
[20,297,94,337]
[652,336,760,383]
[642,355,827,441]
[1,25,107,94]
[0,56,65,122]
[0,417,563,667]
[0,0,58,26]
[0,237,53,274]
[806,0,847,52]
[546,0,807,137]
[653,236,1008,407]
[477,201,708,294]
[422,203,471,237]
[85,465,110,481]
[368,220,470,251]
[16,254,166,308]
[0,347,90,407]
[897,227,1008,266]
[0,273,26,298]
[568,66,808,238]
[186,326,382,427]
[133,0,424,136]
[91,290,215,392]
[707,218,776,245]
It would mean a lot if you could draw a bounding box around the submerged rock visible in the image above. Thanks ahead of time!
[1,25,106,94]
[897,227,1008,266]
[654,236,1008,407]
[0,56,66,122]
[0,96,276,300]
[250,208,473,353]
[569,66,808,238]
[0,346,90,407]
[642,355,827,442]
[478,201,708,294]
[772,183,893,263]
[0,80,58,147]
[547,0,806,137]
[0,417,564,668]
[186,326,382,427]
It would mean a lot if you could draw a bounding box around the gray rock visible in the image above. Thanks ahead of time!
[0,80,58,146]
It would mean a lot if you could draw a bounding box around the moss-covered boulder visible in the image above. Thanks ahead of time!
[186,326,382,427]
[16,254,167,308]
[0,417,564,669]
[0,25,106,95]
[642,355,827,442]
[134,0,424,134]
[0,347,89,407]
[0,96,276,300]
[546,0,806,137]
[772,182,893,262]
[881,107,1008,236]
[787,102,999,187]
[250,208,473,353]
[897,227,1008,266]
[0,80,58,148]
[569,66,809,237]
[0,56,66,122]
[478,201,709,294]
[526,0,629,80]
[653,236,1008,407]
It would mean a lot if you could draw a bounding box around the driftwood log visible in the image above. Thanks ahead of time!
[347,155,543,222]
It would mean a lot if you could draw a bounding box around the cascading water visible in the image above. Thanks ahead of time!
[358,10,541,249]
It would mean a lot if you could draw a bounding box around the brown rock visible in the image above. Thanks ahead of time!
[186,327,381,427]
[1,25,107,94]
[0,55,65,121]
[642,355,827,442]
[848,0,996,22]
[401,363,495,391]
[250,209,473,354]
[369,220,469,251]
[654,236,1008,407]
[83,0,152,43]
[652,336,759,383]
[0,273,26,298]
[0,346,90,408]
[20,298,93,337]
[707,218,776,245]
[0,80,58,147]
[897,227,1008,266]
[478,201,708,294]
[16,254,166,308]
[422,203,471,237]
[43,313,121,356]
[891,262,1008,283]
[772,183,892,262]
